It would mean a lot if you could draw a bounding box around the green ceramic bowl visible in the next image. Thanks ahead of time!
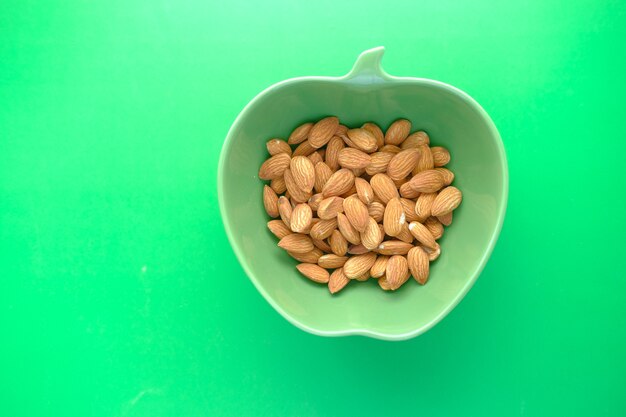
[218,47,508,341]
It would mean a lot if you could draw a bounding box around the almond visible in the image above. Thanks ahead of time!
[317,196,344,220]
[343,195,369,232]
[292,140,316,157]
[317,149,326,159]
[400,198,419,222]
[343,252,377,278]
[401,131,430,148]
[370,173,399,204]
[379,145,402,154]
[267,220,292,239]
[263,185,279,218]
[408,221,437,249]
[361,217,384,250]
[362,122,384,149]
[325,136,344,171]
[438,211,453,226]
[329,229,348,256]
[278,234,314,253]
[312,237,332,253]
[288,248,323,263]
[346,128,377,153]
[284,168,312,203]
[431,146,451,167]
[383,197,405,237]
[270,176,287,194]
[308,151,323,166]
[378,275,392,290]
[412,145,434,174]
[355,177,375,205]
[277,196,292,227]
[424,217,444,240]
[347,244,370,255]
[337,212,361,245]
[259,153,291,180]
[336,124,348,136]
[290,156,315,193]
[408,169,445,193]
[385,119,411,145]
[365,152,394,175]
[370,255,389,278]
[290,203,313,233]
[322,169,355,197]
[368,201,385,223]
[399,181,420,199]
[308,193,323,211]
[415,192,437,222]
[431,186,462,216]
[312,162,331,194]
[328,268,350,294]
[376,240,413,255]
[396,223,414,243]
[354,270,371,281]
[338,148,371,169]
[288,122,313,145]
[340,184,358,198]
[424,242,441,261]
[386,255,409,290]
[387,148,420,180]
[310,218,337,240]
[407,246,429,285]
[309,116,339,148]
[296,263,330,283]
[318,254,348,269]
[266,138,292,156]
[435,167,455,185]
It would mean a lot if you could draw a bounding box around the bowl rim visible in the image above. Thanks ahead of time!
[218,49,509,341]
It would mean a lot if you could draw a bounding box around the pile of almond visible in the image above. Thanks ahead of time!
[259,117,462,294]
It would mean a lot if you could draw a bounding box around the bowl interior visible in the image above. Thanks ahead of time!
[219,78,507,339]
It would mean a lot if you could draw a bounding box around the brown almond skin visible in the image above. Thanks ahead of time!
[309,116,339,148]
[290,203,313,233]
[288,122,313,145]
[328,268,350,294]
[370,173,399,204]
[317,196,345,220]
[284,168,312,203]
[383,197,405,237]
[288,248,323,263]
[308,151,323,166]
[365,152,394,175]
[412,145,434,174]
[425,217,444,240]
[368,201,385,223]
[361,217,384,250]
[401,131,430,149]
[347,128,377,153]
[292,140,316,157]
[343,252,377,278]
[400,198,419,222]
[376,240,413,255]
[347,243,370,255]
[386,255,409,290]
[385,119,412,145]
[325,136,344,171]
[415,192,437,222]
[296,263,330,283]
[313,162,333,194]
[408,169,445,193]
[290,156,315,193]
[362,122,384,149]
[431,146,451,167]
[267,138,293,156]
[338,148,372,169]
[277,196,292,228]
[270,176,287,194]
[407,246,429,285]
[337,212,361,245]
[329,229,348,256]
[278,234,314,253]
[424,242,441,261]
[322,169,355,197]
[396,223,415,244]
[343,195,369,232]
[308,193,323,211]
[431,186,462,217]
[435,167,455,186]
[310,218,338,240]
[267,220,292,239]
[408,221,437,249]
[355,177,375,205]
[387,148,421,180]
[370,255,389,278]
[259,153,291,180]
[312,237,332,253]
[438,211,453,226]
[318,254,349,269]
[263,185,279,218]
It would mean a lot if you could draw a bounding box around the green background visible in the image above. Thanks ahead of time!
[2,0,625,416]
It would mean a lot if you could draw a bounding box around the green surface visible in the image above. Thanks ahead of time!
[1,0,625,416]
[219,47,508,340]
